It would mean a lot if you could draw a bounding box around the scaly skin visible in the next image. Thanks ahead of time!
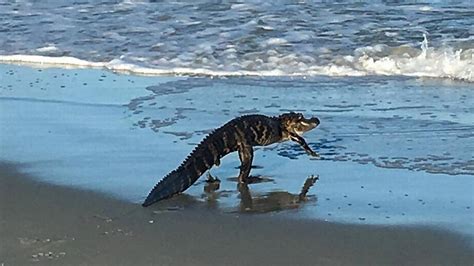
[142,112,320,207]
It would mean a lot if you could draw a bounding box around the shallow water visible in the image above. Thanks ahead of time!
[0,1,473,80]
[1,64,473,237]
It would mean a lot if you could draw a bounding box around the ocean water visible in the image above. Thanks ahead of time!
[0,1,473,81]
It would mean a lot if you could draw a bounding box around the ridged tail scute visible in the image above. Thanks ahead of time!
[142,167,193,207]
[142,134,217,207]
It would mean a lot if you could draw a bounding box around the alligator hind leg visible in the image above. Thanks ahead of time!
[237,144,254,183]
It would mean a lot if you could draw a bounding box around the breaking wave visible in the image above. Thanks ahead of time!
[1,35,472,82]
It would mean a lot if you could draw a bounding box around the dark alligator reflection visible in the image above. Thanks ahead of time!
[204,174,319,213]
[147,175,319,214]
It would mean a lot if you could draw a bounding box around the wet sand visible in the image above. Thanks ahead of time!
[1,162,473,266]
[1,64,474,265]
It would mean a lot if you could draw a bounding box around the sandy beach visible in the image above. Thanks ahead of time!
[1,162,473,266]
[1,64,473,265]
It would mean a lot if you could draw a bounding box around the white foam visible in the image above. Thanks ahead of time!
[36,45,59,53]
[0,55,106,68]
[230,3,254,10]
[0,35,472,82]
[266,38,288,46]
[349,34,473,82]
[419,6,432,11]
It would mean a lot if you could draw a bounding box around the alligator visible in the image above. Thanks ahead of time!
[142,112,320,207]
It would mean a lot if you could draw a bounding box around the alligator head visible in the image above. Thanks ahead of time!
[279,112,320,137]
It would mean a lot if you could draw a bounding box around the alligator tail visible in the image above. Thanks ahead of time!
[141,166,195,207]
[142,134,218,207]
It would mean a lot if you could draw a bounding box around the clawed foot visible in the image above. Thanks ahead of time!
[308,150,320,158]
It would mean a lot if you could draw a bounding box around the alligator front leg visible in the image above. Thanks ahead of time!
[289,132,319,157]
[237,144,254,183]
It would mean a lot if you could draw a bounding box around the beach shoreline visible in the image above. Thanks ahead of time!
[1,64,473,265]
[1,1,473,264]
[1,162,473,265]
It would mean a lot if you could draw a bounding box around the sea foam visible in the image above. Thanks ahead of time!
[347,35,473,82]
[0,35,472,82]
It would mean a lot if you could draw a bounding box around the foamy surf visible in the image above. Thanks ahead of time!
[346,35,473,82]
[0,35,472,82]
[0,55,106,69]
